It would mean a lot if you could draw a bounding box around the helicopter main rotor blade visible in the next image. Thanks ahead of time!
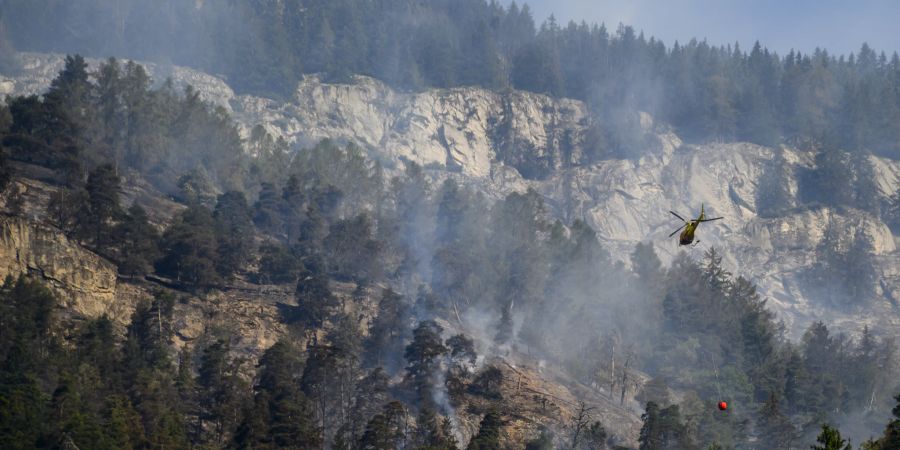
[669,211,687,222]
[668,224,686,237]
[700,217,724,222]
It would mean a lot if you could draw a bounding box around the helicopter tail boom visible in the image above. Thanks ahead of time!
[668,223,687,237]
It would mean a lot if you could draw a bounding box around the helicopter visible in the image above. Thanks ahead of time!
[668,204,724,246]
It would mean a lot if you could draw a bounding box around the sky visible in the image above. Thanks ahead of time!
[519,0,900,57]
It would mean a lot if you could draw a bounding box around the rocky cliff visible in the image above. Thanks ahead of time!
[3,52,897,340]
[0,213,119,319]
[2,52,899,446]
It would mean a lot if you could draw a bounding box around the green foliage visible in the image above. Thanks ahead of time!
[156,205,219,287]
[525,426,554,450]
[114,204,160,277]
[4,54,246,194]
[416,407,459,450]
[290,140,382,214]
[467,409,503,450]
[0,372,48,448]
[213,191,255,279]
[255,243,301,284]
[364,288,411,371]
[253,181,285,235]
[404,320,449,408]
[14,2,900,159]
[176,168,217,208]
[807,225,878,307]
[197,339,246,446]
[0,145,11,193]
[80,163,124,250]
[289,269,338,337]
[470,366,504,400]
[811,424,852,450]
[755,393,796,450]
[431,179,490,318]
[638,402,696,450]
[235,340,320,449]
[323,213,383,282]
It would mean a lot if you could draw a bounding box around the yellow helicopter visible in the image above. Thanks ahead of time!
[668,204,724,246]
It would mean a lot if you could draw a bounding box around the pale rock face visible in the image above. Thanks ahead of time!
[0,216,119,319]
[3,52,899,341]
[542,140,899,339]
[1,53,235,110]
[229,74,592,178]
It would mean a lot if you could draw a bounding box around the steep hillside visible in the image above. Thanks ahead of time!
[2,52,898,447]
[9,53,890,340]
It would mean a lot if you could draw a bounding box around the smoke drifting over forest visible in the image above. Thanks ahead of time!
[0,1,898,449]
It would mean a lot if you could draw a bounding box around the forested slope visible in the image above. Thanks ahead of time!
[0,54,898,449]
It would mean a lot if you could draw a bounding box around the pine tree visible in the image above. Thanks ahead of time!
[290,269,338,341]
[0,145,11,194]
[364,288,410,371]
[43,54,92,143]
[811,424,852,450]
[638,402,662,450]
[213,191,255,279]
[120,293,190,448]
[114,204,159,277]
[323,213,382,282]
[416,407,458,450]
[255,243,301,284]
[196,339,246,446]
[348,368,390,442]
[253,181,284,235]
[235,340,320,449]
[756,393,796,449]
[638,402,695,450]
[466,409,502,450]
[156,205,219,287]
[359,413,398,450]
[404,320,448,408]
[80,163,124,252]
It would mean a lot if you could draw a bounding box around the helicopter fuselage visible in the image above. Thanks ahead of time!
[679,220,700,245]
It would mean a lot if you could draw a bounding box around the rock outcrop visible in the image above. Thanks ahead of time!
[234,74,592,178]
[0,214,119,319]
[3,52,898,341]
[3,49,899,448]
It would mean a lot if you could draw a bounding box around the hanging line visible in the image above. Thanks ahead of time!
[709,352,722,400]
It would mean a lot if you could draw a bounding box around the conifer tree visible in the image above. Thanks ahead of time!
[756,393,796,449]
[404,321,448,408]
[81,163,123,252]
[115,204,159,277]
[213,191,255,279]
[467,409,502,450]
[156,205,219,287]
[811,424,852,450]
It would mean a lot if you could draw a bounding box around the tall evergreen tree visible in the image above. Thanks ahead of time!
[467,409,502,450]
[213,191,255,279]
[80,163,124,252]
[114,204,159,277]
[156,205,219,287]
[404,320,448,408]
[811,424,852,450]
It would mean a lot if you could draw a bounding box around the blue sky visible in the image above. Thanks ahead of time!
[518,0,900,57]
